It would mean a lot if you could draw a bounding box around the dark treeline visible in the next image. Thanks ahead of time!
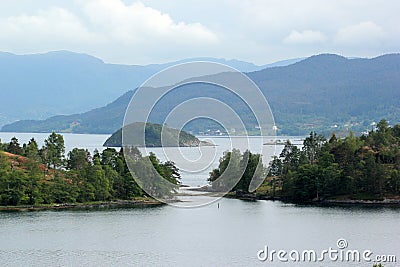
[208,119,400,203]
[268,119,400,203]
[0,132,180,206]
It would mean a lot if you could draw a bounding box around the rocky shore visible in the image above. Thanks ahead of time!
[0,199,163,212]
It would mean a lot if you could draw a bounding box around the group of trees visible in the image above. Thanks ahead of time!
[207,119,400,203]
[208,149,266,194]
[0,133,181,206]
[268,119,400,202]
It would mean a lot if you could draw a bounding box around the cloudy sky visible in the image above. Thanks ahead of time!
[0,0,399,65]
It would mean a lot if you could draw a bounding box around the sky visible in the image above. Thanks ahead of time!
[0,0,399,65]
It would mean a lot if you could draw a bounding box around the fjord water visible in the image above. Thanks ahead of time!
[1,200,399,266]
[0,133,399,266]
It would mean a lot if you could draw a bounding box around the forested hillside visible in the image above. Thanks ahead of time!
[265,119,400,203]
[0,133,180,206]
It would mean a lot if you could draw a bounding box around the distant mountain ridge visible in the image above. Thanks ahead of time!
[0,50,297,127]
[2,53,400,135]
[248,53,400,134]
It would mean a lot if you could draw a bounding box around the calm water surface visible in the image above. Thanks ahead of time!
[1,200,399,266]
[0,133,399,266]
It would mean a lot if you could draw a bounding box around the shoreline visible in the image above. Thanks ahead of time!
[314,198,400,206]
[3,190,400,211]
[260,196,400,206]
[186,186,400,206]
[0,199,163,212]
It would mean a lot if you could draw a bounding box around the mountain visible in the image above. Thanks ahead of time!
[248,53,400,134]
[152,57,262,72]
[0,51,140,127]
[103,122,203,147]
[1,90,133,134]
[0,51,279,127]
[3,53,400,135]
[260,57,305,68]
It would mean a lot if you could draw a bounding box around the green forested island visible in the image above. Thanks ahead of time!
[103,122,203,147]
[210,119,400,204]
[0,132,181,207]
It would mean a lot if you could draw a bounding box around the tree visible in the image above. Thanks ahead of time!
[317,152,343,197]
[7,137,22,155]
[88,158,112,201]
[43,132,65,173]
[235,150,266,193]
[209,149,265,193]
[101,148,119,169]
[49,175,79,203]
[268,156,282,177]
[24,138,40,160]
[0,169,27,205]
[161,161,181,186]
[0,153,12,205]
[389,170,400,194]
[393,124,400,139]
[368,119,394,148]
[149,152,181,194]
[303,132,326,165]
[376,119,389,133]
[208,149,242,191]
[289,164,319,202]
[93,148,100,162]
[280,141,302,174]
[362,151,385,195]
[128,153,180,199]
[67,148,90,171]
[328,133,338,144]
[23,140,42,205]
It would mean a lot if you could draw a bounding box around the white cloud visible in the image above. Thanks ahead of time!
[334,21,386,46]
[83,0,217,45]
[0,0,399,64]
[283,30,327,44]
[0,7,101,47]
[0,0,218,63]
